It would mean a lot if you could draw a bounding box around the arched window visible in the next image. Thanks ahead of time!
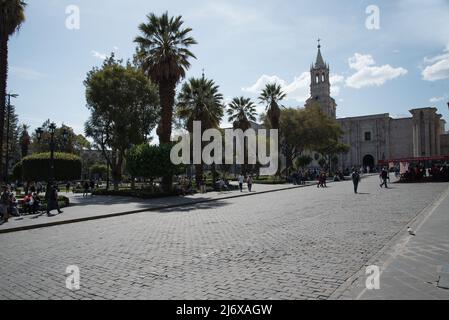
[316,75,319,84]
[322,74,325,82]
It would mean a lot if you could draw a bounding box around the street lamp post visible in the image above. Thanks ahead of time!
[36,123,68,185]
[4,93,18,183]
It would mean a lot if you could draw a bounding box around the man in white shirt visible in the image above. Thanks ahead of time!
[238,174,244,192]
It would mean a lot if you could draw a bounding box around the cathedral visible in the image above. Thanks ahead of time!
[304,43,449,170]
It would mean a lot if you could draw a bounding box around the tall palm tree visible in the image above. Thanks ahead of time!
[177,77,224,185]
[177,77,224,133]
[227,97,257,175]
[259,83,285,176]
[0,0,26,182]
[227,97,257,131]
[259,83,286,130]
[134,12,197,145]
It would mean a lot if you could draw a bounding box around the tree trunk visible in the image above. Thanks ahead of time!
[158,78,177,192]
[195,164,203,190]
[131,176,135,190]
[111,151,123,191]
[0,36,9,183]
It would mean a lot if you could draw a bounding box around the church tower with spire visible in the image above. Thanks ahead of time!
[305,40,337,119]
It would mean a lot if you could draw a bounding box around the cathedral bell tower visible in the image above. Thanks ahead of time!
[305,40,337,119]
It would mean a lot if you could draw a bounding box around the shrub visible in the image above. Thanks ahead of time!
[18,152,82,181]
[126,144,182,180]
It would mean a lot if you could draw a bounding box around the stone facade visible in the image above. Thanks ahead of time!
[305,44,448,170]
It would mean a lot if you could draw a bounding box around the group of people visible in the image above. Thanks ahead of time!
[80,180,96,197]
[177,177,194,196]
[238,174,254,192]
[0,183,63,223]
[0,185,19,222]
[316,171,328,188]
[350,167,391,194]
[400,163,449,183]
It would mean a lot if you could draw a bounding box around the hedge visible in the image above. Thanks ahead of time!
[15,152,82,181]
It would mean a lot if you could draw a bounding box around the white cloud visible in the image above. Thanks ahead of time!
[243,72,344,103]
[91,50,107,60]
[345,53,408,89]
[422,45,449,81]
[10,66,45,80]
[430,94,448,103]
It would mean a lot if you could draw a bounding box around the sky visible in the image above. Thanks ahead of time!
[8,0,449,138]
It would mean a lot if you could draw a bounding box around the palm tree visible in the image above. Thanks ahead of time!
[259,83,285,176]
[134,12,197,145]
[177,77,224,185]
[259,83,286,130]
[227,97,257,131]
[0,0,26,182]
[227,97,257,175]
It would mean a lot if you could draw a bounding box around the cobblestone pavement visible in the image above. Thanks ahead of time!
[334,185,449,300]
[0,181,311,233]
[0,176,448,300]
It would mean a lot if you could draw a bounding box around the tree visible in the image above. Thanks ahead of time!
[0,0,26,182]
[3,101,19,177]
[31,121,91,155]
[259,83,286,130]
[126,143,181,190]
[176,77,224,184]
[227,97,257,131]
[279,104,346,176]
[84,55,160,190]
[134,12,197,191]
[89,163,108,180]
[316,141,350,173]
[227,97,257,175]
[295,155,313,170]
[17,152,82,182]
[259,83,285,176]
[18,123,30,158]
[134,12,197,144]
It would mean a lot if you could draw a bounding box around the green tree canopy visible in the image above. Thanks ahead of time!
[259,83,286,130]
[15,152,82,182]
[126,144,181,181]
[279,104,347,173]
[31,121,91,155]
[84,54,160,190]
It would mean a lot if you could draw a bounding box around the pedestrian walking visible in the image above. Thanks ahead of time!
[247,175,254,192]
[0,185,11,223]
[83,181,89,197]
[352,169,361,194]
[238,174,244,192]
[89,180,95,195]
[47,185,63,216]
[201,175,207,194]
[380,167,390,188]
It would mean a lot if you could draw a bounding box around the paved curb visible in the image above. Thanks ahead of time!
[0,182,317,235]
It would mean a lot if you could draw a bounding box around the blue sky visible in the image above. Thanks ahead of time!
[8,0,449,136]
